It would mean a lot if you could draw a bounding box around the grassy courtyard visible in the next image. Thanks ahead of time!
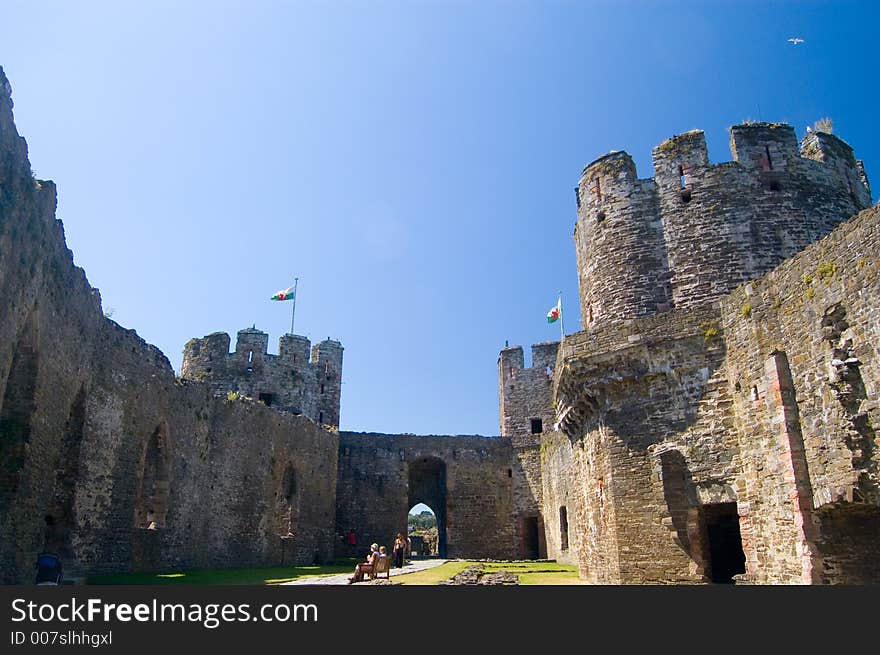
[85,559,583,585]
[86,559,360,585]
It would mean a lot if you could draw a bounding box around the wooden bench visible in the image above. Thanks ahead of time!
[368,554,391,580]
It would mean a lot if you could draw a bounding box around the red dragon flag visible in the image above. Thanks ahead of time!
[271,286,295,301]
[547,298,561,323]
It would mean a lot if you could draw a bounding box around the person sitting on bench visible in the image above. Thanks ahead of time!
[348,543,379,583]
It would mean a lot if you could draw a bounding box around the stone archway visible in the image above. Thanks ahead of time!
[133,423,171,529]
[408,457,447,557]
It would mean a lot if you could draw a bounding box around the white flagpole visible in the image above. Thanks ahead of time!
[558,291,564,342]
[290,277,299,335]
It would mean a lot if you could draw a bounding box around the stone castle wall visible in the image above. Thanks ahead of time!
[552,119,878,584]
[0,67,338,583]
[497,342,559,557]
[334,432,518,560]
[549,305,737,583]
[576,124,872,330]
[551,204,880,584]
[182,329,342,428]
[720,203,880,583]
[3,60,879,586]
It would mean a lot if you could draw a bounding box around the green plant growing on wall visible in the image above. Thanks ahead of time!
[740,303,752,318]
[699,321,719,341]
[805,287,816,299]
[226,391,240,402]
[816,261,836,281]
[802,273,813,285]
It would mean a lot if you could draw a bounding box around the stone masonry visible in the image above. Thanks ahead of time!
[0,68,338,583]
[575,124,871,329]
[182,329,343,428]
[546,126,878,583]
[2,63,879,585]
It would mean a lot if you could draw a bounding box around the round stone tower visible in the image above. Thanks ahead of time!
[574,151,670,329]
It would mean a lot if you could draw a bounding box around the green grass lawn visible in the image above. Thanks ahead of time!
[85,558,584,585]
[396,560,583,585]
[86,559,360,585]
[394,560,473,585]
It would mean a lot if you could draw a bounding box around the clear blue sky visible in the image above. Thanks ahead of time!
[2,1,876,436]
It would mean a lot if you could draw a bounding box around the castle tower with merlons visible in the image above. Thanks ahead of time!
[182,328,343,428]
[574,123,872,329]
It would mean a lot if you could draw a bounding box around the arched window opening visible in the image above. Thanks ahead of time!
[134,424,171,529]
[408,458,447,557]
[407,503,438,557]
[43,387,86,557]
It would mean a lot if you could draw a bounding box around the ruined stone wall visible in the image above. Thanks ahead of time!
[335,432,517,560]
[0,67,338,583]
[538,431,581,569]
[509,434,546,559]
[721,203,880,584]
[552,305,740,583]
[182,329,343,428]
[497,342,559,557]
[498,342,558,438]
[576,124,872,329]
[552,203,880,584]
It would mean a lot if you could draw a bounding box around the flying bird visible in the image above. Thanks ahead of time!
[788,37,805,44]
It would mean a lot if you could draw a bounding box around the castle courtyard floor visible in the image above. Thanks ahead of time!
[283,559,449,585]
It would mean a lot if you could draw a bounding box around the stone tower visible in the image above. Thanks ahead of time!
[574,122,873,328]
[498,341,559,438]
[182,328,343,428]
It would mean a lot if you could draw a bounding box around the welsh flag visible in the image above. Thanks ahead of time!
[271,286,295,301]
[547,299,561,323]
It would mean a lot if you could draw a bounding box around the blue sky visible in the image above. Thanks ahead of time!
[2,1,876,436]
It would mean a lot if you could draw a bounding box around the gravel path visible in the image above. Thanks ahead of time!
[283,558,449,585]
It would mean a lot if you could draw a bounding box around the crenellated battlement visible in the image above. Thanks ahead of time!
[182,328,343,428]
[498,342,559,438]
[575,122,873,329]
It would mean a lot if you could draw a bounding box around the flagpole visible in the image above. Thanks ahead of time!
[558,291,564,342]
[290,277,299,335]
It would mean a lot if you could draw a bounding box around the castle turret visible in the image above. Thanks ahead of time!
[181,332,230,379]
[234,327,269,371]
[646,123,873,312]
[574,152,669,329]
[498,342,558,438]
[311,339,343,428]
[800,129,873,210]
[180,328,343,428]
[652,128,756,307]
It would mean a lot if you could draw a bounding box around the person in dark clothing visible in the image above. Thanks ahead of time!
[392,533,406,568]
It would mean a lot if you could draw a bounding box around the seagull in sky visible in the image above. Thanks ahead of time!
[788,37,805,44]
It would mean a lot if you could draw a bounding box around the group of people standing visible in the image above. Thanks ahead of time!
[347,533,411,583]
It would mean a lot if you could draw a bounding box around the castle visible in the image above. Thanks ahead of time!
[1,64,878,584]
[182,329,343,428]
